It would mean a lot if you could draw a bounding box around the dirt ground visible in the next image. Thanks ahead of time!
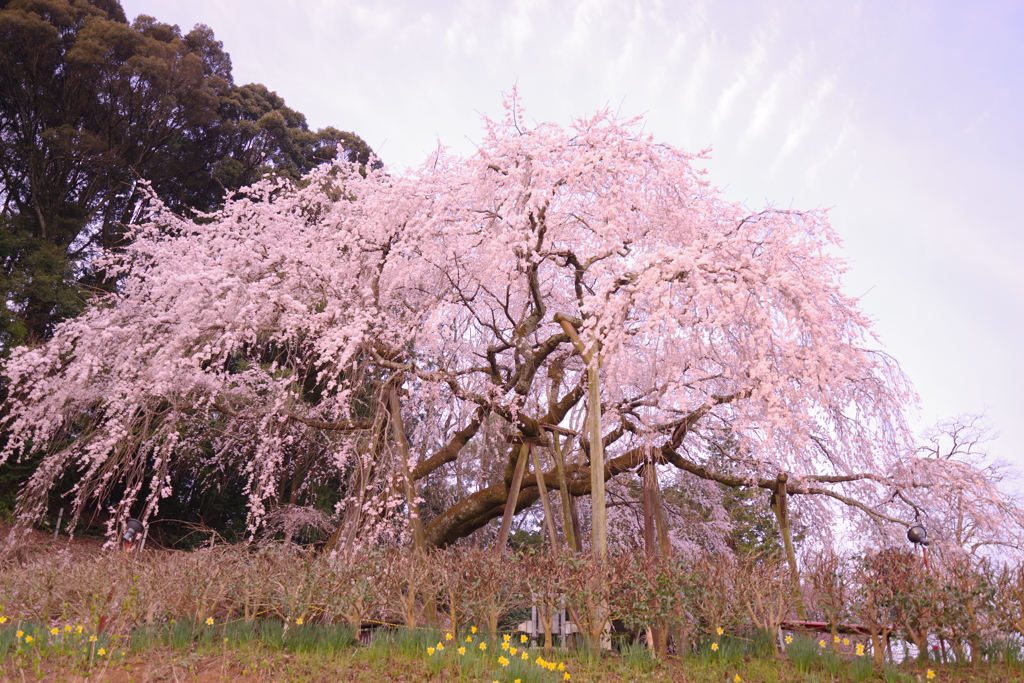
[0,519,107,566]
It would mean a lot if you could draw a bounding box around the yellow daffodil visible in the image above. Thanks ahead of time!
[457,646,466,656]
[64,625,71,633]
[520,634,528,643]
[50,627,58,635]
[536,655,545,665]
[856,644,865,657]
[445,632,453,641]
[785,635,793,644]
[466,635,473,642]
[818,640,826,648]
[98,647,106,656]
[25,635,34,644]
[502,641,509,651]
[510,647,517,655]
[716,626,724,635]
[515,679,522,683]
[296,617,303,625]
[843,637,849,645]
[503,633,511,642]
[564,674,571,681]
[498,655,509,667]
[734,676,742,682]
[427,646,435,656]
[437,642,444,651]
[711,642,719,651]
[479,641,486,651]
[0,616,7,624]
[89,635,97,642]
[926,671,935,680]
[76,624,83,635]
[558,662,565,671]
[471,625,478,634]
[206,617,214,626]
[16,630,24,639]
[833,635,840,644]
[522,652,529,660]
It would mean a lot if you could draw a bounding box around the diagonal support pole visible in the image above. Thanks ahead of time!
[530,443,560,551]
[494,443,530,552]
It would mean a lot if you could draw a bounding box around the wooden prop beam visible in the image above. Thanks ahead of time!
[530,444,561,551]
[494,443,530,552]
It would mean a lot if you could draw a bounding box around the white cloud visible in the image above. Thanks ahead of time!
[709,34,768,135]
[773,74,837,173]
[740,54,803,148]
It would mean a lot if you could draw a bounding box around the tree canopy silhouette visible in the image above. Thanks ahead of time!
[0,0,374,345]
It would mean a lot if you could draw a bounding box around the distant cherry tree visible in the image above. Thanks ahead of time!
[3,96,1020,556]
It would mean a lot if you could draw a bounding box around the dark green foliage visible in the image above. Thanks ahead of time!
[0,0,375,344]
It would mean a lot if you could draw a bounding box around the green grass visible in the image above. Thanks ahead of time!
[2,620,1023,681]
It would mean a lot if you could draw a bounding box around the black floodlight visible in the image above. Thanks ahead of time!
[123,518,144,547]
[907,524,928,546]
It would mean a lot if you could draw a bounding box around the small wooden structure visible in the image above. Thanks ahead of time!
[516,605,579,648]
[516,605,615,651]
[780,619,878,636]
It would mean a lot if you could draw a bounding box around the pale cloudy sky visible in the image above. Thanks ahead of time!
[124,0,1024,477]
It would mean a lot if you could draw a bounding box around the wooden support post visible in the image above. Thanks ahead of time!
[651,458,672,561]
[586,358,607,561]
[642,448,671,657]
[388,388,426,556]
[554,313,606,560]
[530,444,561,551]
[551,433,581,553]
[642,457,657,563]
[494,443,530,552]
[770,472,806,620]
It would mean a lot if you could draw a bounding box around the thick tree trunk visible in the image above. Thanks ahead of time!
[425,438,647,547]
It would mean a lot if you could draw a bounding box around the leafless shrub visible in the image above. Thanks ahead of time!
[262,504,334,545]
[737,553,793,653]
[521,550,570,652]
[463,547,524,641]
[805,549,850,647]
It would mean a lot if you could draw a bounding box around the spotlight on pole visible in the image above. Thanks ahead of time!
[122,518,144,550]
[907,524,928,546]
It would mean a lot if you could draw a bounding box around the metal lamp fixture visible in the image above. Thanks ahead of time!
[907,523,928,546]
[122,518,144,548]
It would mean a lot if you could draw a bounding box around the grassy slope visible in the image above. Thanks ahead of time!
[3,642,1023,682]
